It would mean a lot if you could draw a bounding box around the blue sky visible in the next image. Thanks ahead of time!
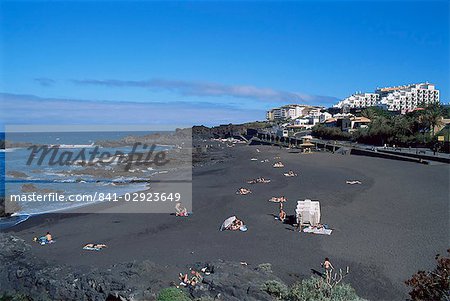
[0,0,449,127]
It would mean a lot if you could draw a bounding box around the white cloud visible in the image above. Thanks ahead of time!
[71,78,338,105]
[0,93,266,127]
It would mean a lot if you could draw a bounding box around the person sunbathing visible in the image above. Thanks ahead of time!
[237,187,251,195]
[269,196,286,203]
[273,162,284,168]
[284,170,297,177]
[230,219,244,230]
[34,232,54,244]
[175,203,188,216]
[190,269,203,282]
[84,243,107,249]
[256,177,270,183]
[179,273,189,286]
[346,180,362,185]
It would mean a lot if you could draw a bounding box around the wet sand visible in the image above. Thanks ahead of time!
[6,144,449,300]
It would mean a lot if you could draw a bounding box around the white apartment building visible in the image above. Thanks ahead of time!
[334,83,440,114]
[334,93,379,110]
[376,83,440,113]
[319,112,332,123]
[266,104,315,121]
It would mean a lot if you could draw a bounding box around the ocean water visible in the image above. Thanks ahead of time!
[2,131,172,216]
[1,132,4,198]
[0,151,4,198]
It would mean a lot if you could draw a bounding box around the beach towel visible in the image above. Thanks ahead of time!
[303,226,332,235]
[39,239,54,245]
[83,246,103,251]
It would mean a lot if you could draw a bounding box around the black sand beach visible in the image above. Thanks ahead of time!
[5,144,449,300]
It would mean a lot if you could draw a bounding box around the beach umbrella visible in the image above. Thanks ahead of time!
[220,216,236,231]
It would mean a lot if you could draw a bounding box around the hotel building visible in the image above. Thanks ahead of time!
[334,83,440,114]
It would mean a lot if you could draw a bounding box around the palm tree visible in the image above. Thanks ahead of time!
[361,107,378,120]
[425,103,444,136]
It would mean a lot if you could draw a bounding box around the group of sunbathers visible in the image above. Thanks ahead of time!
[236,187,252,195]
[283,170,298,177]
[247,177,271,184]
[179,269,202,287]
[178,264,215,288]
[273,161,284,168]
[33,231,109,251]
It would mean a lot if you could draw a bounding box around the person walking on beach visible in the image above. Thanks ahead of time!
[321,257,334,277]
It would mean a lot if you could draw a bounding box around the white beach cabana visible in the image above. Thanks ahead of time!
[296,199,321,226]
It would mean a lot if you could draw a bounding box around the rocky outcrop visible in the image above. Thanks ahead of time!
[188,262,281,301]
[0,234,282,301]
[0,234,168,301]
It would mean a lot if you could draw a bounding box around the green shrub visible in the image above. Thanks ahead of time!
[0,294,30,301]
[256,263,273,273]
[288,277,365,301]
[157,287,190,301]
[262,280,289,299]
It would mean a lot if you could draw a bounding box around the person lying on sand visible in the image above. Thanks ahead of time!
[34,232,54,245]
[248,177,271,184]
[273,162,284,168]
[175,203,189,217]
[256,177,271,183]
[311,223,324,230]
[83,243,107,250]
[269,196,286,203]
[346,180,362,185]
[236,187,252,195]
[284,170,298,177]
[230,219,244,231]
